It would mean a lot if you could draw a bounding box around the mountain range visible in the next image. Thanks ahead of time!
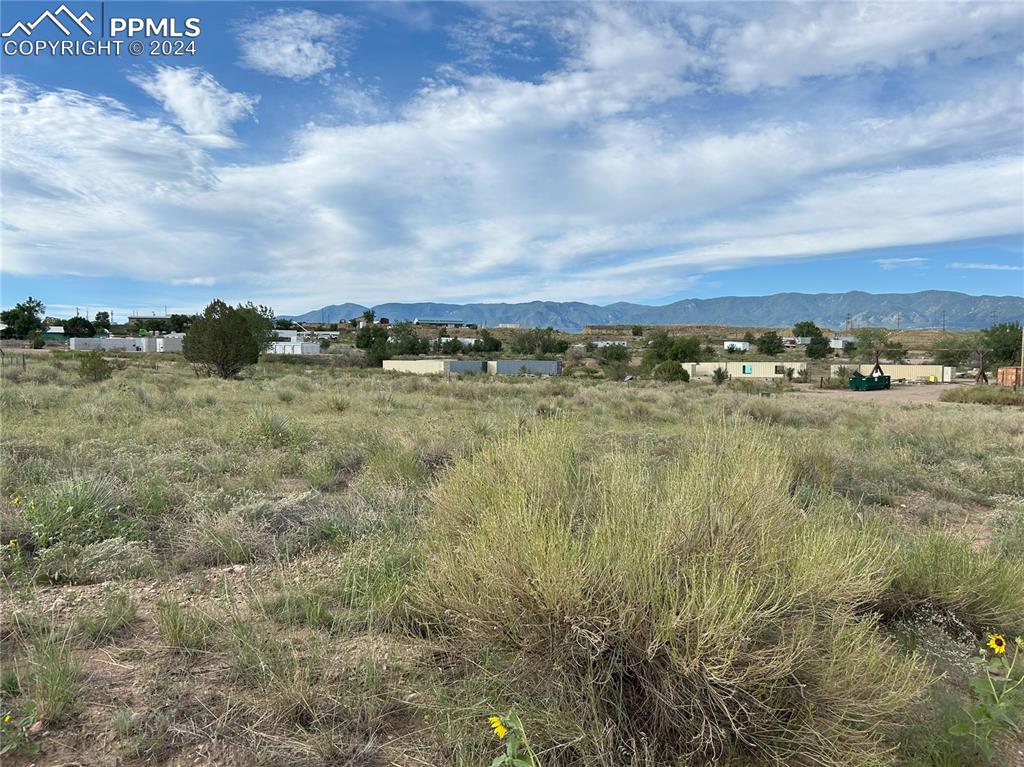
[282,291,1023,332]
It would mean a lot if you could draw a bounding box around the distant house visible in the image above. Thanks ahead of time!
[830,336,856,350]
[413,318,466,328]
[724,340,749,352]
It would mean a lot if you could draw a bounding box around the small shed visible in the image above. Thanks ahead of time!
[487,359,561,376]
[996,367,1023,387]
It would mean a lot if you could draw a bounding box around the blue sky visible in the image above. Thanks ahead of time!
[1,1,1022,320]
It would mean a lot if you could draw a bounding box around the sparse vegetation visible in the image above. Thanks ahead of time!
[940,386,1024,406]
[0,352,1021,765]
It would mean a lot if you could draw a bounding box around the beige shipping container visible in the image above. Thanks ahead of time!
[830,364,954,382]
[694,361,805,379]
[383,359,484,375]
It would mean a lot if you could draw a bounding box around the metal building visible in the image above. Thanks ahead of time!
[383,359,484,374]
[486,360,561,376]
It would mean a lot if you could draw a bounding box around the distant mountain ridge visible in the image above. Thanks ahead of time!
[282,291,1023,332]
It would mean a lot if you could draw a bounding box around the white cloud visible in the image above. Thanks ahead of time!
[875,257,928,270]
[236,9,352,80]
[948,262,1023,271]
[2,5,1023,312]
[715,2,1022,92]
[130,67,258,147]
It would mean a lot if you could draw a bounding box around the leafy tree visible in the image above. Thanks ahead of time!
[183,300,270,378]
[362,309,376,324]
[932,333,981,367]
[474,329,502,353]
[438,336,465,354]
[653,361,690,382]
[63,316,96,338]
[855,328,906,363]
[388,323,430,355]
[982,322,1022,367]
[510,328,569,355]
[355,325,390,366]
[793,321,821,338]
[755,331,784,356]
[93,311,111,330]
[169,314,194,333]
[805,334,831,359]
[742,331,755,343]
[0,296,45,339]
[712,367,729,385]
[642,332,704,369]
[275,319,295,330]
[603,344,629,364]
[631,325,644,337]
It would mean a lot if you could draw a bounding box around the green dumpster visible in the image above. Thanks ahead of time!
[848,373,890,391]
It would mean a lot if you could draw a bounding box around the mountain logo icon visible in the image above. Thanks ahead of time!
[2,4,94,37]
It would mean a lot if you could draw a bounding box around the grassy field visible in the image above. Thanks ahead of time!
[1,353,1022,766]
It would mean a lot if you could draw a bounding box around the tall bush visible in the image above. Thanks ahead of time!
[415,421,924,765]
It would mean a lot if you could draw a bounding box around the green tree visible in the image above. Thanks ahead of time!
[755,331,784,356]
[631,325,644,337]
[642,332,704,369]
[474,329,502,353]
[275,318,295,330]
[93,311,111,330]
[388,323,429,355]
[932,333,980,367]
[793,321,821,338]
[742,331,755,343]
[355,325,390,366]
[855,328,906,363]
[237,303,275,354]
[0,296,45,339]
[183,300,270,378]
[510,328,569,355]
[63,316,96,338]
[805,334,831,359]
[362,309,376,324]
[982,322,1022,367]
[603,344,629,364]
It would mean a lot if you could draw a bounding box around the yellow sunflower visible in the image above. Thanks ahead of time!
[488,715,508,739]
[987,634,1006,655]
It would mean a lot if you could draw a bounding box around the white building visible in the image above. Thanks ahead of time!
[267,342,320,355]
[723,341,749,351]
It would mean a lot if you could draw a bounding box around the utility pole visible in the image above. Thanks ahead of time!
[895,311,900,331]
[941,310,946,333]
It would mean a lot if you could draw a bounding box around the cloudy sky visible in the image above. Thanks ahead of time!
[1,1,1022,319]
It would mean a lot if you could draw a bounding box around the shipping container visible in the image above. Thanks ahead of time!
[487,359,561,376]
[382,359,484,374]
[830,364,954,382]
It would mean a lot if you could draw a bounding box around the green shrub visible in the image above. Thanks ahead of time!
[76,591,139,644]
[35,537,156,584]
[415,421,923,765]
[885,532,1024,634]
[651,360,689,382]
[154,600,218,653]
[939,386,1024,406]
[26,477,129,547]
[78,351,112,382]
[26,631,82,723]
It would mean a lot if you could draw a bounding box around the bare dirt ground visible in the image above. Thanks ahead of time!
[787,382,965,404]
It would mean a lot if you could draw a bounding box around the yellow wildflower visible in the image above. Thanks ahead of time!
[987,634,1006,655]
[488,715,508,739]
[3,713,10,722]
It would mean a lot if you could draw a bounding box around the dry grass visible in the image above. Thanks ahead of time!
[1,353,1021,766]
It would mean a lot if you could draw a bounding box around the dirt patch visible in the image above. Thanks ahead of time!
[787,382,967,404]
